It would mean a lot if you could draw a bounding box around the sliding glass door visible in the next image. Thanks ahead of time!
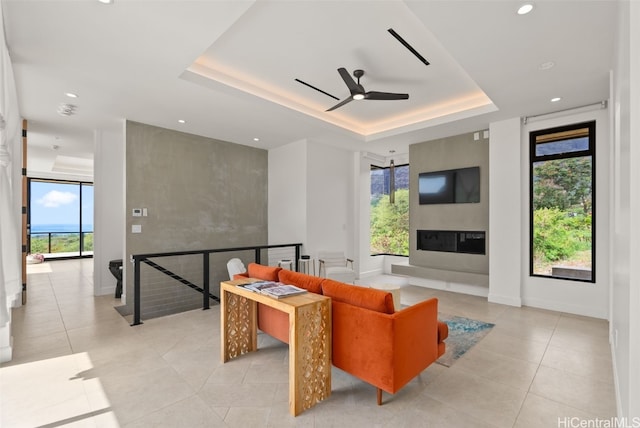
[28,179,94,258]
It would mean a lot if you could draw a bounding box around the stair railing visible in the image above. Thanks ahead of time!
[130,243,302,325]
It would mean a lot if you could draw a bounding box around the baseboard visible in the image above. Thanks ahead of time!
[522,296,608,319]
[0,325,13,363]
[358,268,385,279]
[488,293,522,307]
[0,342,13,363]
[410,276,489,298]
[610,334,623,418]
[96,285,116,297]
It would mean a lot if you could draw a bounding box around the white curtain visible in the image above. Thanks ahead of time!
[0,3,23,327]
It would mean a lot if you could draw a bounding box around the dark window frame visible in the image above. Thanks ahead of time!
[370,162,410,257]
[27,178,94,259]
[529,121,596,283]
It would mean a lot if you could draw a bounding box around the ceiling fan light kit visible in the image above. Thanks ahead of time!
[293,28,427,113]
[326,68,409,112]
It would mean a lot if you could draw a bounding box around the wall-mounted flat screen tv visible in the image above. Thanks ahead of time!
[418,166,480,205]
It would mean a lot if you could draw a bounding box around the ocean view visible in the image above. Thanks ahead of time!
[31,224,94,233]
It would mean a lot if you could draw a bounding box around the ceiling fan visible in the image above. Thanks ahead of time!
[326,68,409,112]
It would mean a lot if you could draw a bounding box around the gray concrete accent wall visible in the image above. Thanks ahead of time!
[408,131,490,282]
[124,121,268,319]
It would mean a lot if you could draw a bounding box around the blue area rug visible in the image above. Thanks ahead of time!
[436,314,495,367]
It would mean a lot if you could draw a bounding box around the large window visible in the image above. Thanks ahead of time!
[370,163,409,256]
[28,179,94,258]
[530,121,595,282]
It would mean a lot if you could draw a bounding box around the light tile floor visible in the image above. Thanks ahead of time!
[0,259,616,427]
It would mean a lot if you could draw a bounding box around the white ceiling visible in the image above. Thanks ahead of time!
[2,0,618,178]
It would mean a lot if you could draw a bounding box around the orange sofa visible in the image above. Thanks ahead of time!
[234,263,448,404]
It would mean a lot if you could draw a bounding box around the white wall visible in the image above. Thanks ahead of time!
[485,108,610,318]
[92,127,125,297]
[268,139,355,271]
[610,0,640,418]
[357,152,384,277]
[520,108,610,319]
[488,118,523,307]
[268,140,308,249]
[306,141,354,262]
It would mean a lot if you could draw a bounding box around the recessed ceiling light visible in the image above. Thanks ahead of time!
[253,138,260,142]
[539,61,555,70]
[517,4,533,15]
[97,0,113,4]
[65,92,78,98]
[551,97,562,102]
[178,119,186,124]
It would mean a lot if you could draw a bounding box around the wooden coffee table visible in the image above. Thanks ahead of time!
[220,279,331,416]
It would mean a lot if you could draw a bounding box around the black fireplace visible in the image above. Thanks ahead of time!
[417,230,485,255]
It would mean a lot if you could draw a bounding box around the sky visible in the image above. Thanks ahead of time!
[30,181,93,226]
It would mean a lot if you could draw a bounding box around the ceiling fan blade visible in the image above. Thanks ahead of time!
[326,96,354,112]
[365,91,409,101]
[337,68,362,95]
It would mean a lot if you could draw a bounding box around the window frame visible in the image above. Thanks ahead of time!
[28,178,94,258]
[369,162,410,257]
[529,121,596,283]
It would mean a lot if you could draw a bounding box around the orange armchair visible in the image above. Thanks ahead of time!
[323,280,445,405]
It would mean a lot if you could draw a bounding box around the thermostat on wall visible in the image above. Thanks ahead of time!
[132,208,142,217]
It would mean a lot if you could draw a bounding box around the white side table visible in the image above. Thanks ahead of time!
[278,259,293,270]
[298,258,315,276]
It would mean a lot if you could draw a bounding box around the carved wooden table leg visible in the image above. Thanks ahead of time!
[221,289,257,362]
[290,298,331,415]
[220,280,331,416]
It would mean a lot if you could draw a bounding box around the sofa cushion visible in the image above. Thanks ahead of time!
[437,321,449,343]
[247,263,282,281]
[258,305,289,344]
[321,279,394,314]
[278,270,324,294]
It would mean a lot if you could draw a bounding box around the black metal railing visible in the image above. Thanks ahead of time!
[130,243,302,326]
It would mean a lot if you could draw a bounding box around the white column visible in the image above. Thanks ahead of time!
[93,127,125,297]
[488,117,522,306]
